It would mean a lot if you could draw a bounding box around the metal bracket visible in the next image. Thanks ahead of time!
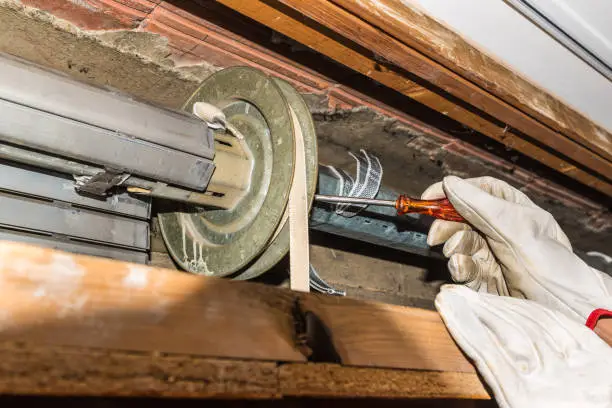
[74,170,130,196]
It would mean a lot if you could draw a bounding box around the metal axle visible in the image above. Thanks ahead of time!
[314,194,397,208]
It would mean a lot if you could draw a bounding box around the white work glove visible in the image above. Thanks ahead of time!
[436,285,612,408]
[423,176,612,322]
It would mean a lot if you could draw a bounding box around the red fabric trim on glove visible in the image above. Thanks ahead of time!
[586,309,612,330]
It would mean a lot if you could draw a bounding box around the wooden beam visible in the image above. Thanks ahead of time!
[216,0,612,197]
[0,242,304,363]
[0,342,490,399]
[301,295,474,372]
[275,0,612,183]
[0,242,489,398]
[0,241,474,373]
[0,241,490,399]
[333,0,612,162]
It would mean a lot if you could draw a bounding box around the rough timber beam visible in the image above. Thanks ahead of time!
[0,241,489,400]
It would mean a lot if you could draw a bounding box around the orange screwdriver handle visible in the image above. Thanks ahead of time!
[395,195,466,222]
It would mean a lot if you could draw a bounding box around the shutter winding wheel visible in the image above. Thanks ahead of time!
[158,67,318,279]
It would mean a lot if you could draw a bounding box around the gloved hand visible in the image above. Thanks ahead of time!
[422,176,612,322]
[436,285,612,408]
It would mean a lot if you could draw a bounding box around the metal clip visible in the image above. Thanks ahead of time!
[309,264,346,296]
[74,169,130,196]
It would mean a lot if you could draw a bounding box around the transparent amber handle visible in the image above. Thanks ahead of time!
[396,196,466,222]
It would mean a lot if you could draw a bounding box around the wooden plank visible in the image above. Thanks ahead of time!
[0,242,491,399]
[0,241,473,374]
[0,342,280,398]
[0,342,490,400]
[216,0,612,197]
[333,0,612,162]
[274,0,612,183]
[301,296,475,373]
[0,242,305,363]
[280,363,489,399]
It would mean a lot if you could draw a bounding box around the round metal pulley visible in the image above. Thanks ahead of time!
[232,78,318,280]
[158,67,296,277]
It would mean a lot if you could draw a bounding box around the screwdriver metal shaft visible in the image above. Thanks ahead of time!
[314,194,466,222]
[314,195,397,207]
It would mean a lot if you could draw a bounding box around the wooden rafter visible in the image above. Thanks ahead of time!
[0,241,489,399]
[217,0,612,197]
[332,0,612,162]
[277,0,612,178]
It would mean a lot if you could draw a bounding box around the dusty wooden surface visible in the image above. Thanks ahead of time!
[0,241,475,373]
[280,363,489,399]
[217,0,612,197]
[0,242,303,363]
[333,0,612,162]
[0,342,279,398]
[0,342,489,400]
[0,241,490,399]
[0,399,494,408]
[302,295,474,372]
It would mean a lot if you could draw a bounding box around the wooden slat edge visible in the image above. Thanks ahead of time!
[276,0,612,182]
[0,342,490,400]
[334,0,612,162]
[0,341,280,398]
[280,363,490,400]
[216,0,612,197]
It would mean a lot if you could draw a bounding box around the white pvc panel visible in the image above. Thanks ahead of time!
[404,0,612,132]
[527,0,612,68]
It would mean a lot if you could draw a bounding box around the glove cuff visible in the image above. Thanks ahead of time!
[585,308,612,330]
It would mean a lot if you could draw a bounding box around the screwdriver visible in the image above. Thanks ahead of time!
[314,194,465,222]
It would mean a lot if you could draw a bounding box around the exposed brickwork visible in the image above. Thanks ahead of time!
[20,0,139,29]
[112,0,158,14]
[155,3,209,41]
[143,18,198,53]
